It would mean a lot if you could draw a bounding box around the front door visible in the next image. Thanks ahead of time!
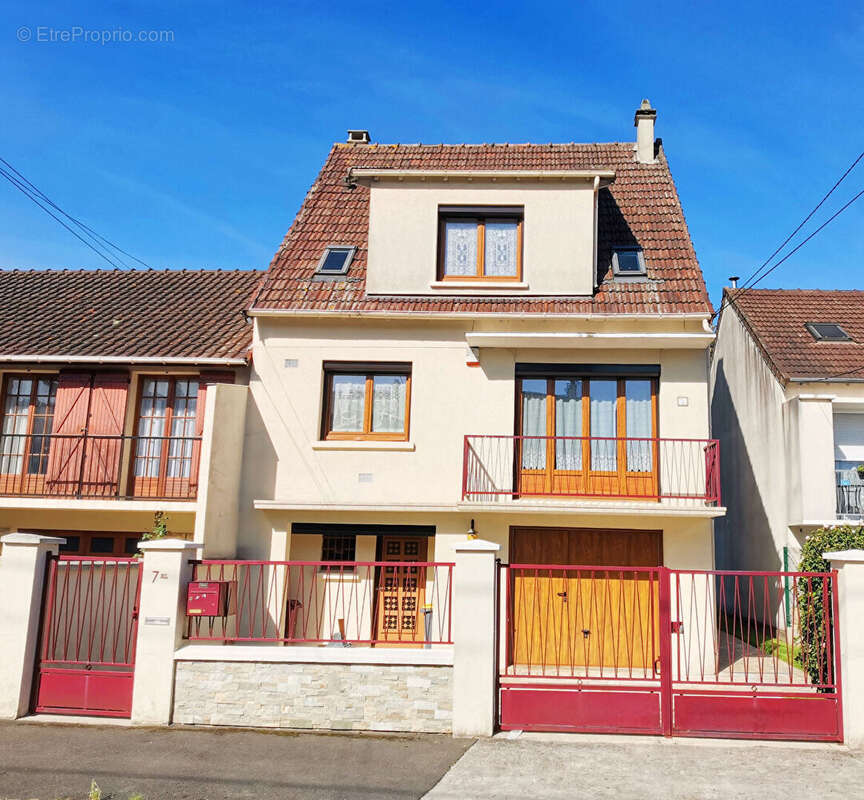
[516,376,659,499]
[374,536,428,646]
[508,527,662,671]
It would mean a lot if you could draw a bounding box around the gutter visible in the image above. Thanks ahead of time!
[0,354,248,366]
[247,308,713,322]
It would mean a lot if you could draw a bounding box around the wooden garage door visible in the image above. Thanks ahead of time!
[509,528,662,670]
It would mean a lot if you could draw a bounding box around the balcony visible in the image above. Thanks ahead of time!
[836,466,864,520]
[462,435,721,505]
[0,432,202,501]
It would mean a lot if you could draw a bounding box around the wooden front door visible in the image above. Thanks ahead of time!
[509,527,662,670]
[374,536,428,646]
[516,376,659,499]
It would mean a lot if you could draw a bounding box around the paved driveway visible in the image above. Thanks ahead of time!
[0,721,472,800]
[424,733,864,800]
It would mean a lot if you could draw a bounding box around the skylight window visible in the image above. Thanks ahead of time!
[316,246,356,276]
[805,323,852,342]
[611,247,646,276]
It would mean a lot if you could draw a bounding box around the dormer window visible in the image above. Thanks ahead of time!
[805,323,852,342]
[316,246,356,276]
[438,207,523,281]
[612,247,646,276]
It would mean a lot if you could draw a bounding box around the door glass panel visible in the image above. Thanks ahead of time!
[1,379,33,474]
[135,379,169,478]
[554,379,582,470]
[167,380,198,478]
[590,380,617,471]
[27,378,57,475]
[520,379,547,469]
[625,380,653,472]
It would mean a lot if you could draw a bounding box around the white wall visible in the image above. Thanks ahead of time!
[366,181,597,296]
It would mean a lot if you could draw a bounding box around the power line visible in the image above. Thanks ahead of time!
[713,149,864,322]
[0,156,151,269]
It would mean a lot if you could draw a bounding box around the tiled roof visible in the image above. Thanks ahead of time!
[726,288,864,382]
[251,141,712,315]
[0,268,262,361]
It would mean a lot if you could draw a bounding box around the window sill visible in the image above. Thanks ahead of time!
[429,281,530,290]
[312,441,416,452]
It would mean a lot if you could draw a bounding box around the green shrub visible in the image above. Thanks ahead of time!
[797,525,864,688]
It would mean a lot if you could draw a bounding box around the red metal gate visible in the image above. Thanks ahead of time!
[32,555,142,718]
[498,565,843,742]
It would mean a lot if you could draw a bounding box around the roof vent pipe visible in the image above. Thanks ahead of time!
[634,100,657,163]
[729,276,739,288]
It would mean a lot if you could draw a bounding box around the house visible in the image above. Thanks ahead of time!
[232,101,723,654]
[711,288,864,577]
[0,268,261,555]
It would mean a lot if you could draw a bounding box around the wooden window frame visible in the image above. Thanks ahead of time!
[321,362,412,442]
[0,373,59,484]
[130,374,200,497]
[437,207,524,282]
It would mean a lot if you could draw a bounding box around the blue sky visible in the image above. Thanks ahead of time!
[0,0,861,308]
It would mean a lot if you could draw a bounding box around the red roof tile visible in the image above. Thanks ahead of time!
[251,141,712,315]
[0,268,261,361]
[725,289,864,382]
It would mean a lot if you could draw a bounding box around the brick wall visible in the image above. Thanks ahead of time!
[172,660,453,733]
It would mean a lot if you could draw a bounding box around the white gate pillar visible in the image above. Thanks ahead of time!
[0,532,65,719]
[452,538,500,737]
[130,539,200,726]
[826,549,864,749]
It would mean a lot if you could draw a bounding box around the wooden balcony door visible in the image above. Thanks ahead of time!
[516,376,659,499]
[374,536,428,646]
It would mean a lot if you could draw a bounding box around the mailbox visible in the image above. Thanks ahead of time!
[186,581,233,617]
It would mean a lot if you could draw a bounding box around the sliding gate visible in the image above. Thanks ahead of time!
[498,565,843,741]
[32,555,142,718]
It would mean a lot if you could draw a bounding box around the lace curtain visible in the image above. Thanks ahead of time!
[555,379,582,470]
[329,375,366,432]
[371,375,407,433]
[625,380,653,472]
[0,379,31,474]
[520,379,546,469]
[590,380,617,471]
[484,221,518,277]
[443,220,478,276]
[167,380,199,478]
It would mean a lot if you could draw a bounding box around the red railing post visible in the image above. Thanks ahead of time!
[462,436,470,499]
[658,566,674,737]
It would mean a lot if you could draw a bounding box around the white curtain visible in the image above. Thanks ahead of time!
[443,220,478,276]
[484,221,518,277]
[329,375,366,432]
[135,379,169,478]
[590,380,617,471]
[0,378,30,474]
[371,375,406,433]
[167,380,199,478]
[555,379,582,469]
[625,380,653,472]
[521,379,546,469]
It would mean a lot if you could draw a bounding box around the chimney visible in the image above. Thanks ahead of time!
[634,100,657,163]
[729,276,739,289]
[347,129,371,144]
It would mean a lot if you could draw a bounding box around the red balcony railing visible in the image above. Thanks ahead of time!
[462,435,721,504]
[186,560,454,646]
[0,432,202,500]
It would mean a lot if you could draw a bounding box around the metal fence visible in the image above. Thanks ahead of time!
[186,560,454,646]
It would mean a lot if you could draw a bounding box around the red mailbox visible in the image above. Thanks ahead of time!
[186,581,233,617]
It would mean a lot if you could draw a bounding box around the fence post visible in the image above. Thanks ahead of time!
[452,538,500,737]
[130,538,200,726]
[825,549,864,748]
[0,532,65,719]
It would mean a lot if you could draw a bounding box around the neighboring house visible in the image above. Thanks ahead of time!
[711,288,864,576]
[235,101,724,648]
[0,268,261,554]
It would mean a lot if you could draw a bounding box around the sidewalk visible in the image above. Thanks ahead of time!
[423,733,864,800]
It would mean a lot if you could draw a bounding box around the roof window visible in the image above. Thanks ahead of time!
[611,247,646,276]
[316,246,356,276]
[805,323,852,342]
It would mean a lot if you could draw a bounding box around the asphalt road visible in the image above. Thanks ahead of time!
[0,721,474,800]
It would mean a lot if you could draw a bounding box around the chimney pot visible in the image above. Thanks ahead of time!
[729,276,740,289]
[634,100,657,163]
[347,129,371,144]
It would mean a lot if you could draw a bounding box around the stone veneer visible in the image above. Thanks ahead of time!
[172,660,453,733]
